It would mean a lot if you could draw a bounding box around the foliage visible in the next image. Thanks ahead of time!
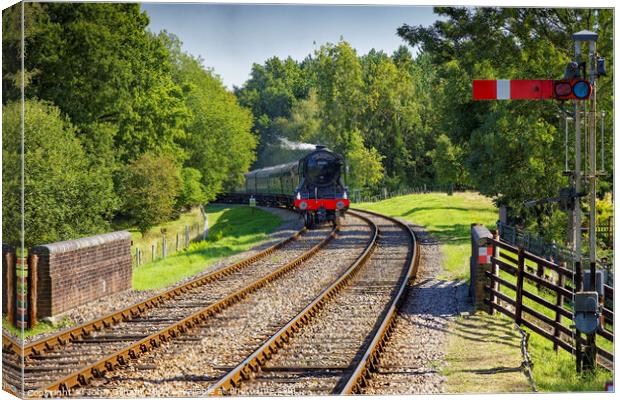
[397,7,613,240]
[428,134,466,187]
[164,33,256,197]
[1,3,257,247]
[121,153,182,235]
[11,3,191,163]
[235,56,307,168]
[2,100,117,247]
[345,130,384,188]
[177,168,208,209]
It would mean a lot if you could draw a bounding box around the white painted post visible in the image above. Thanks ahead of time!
[203,214,209,241]
[162,234,167,258]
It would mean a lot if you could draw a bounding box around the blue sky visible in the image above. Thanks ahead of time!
[141,3,440,89]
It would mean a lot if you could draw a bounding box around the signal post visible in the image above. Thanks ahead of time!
[472,30,606,373]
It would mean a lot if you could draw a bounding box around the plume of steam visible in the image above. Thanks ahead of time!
[278,136,316,151]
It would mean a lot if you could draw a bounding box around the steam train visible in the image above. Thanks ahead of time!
[232,145,349,228]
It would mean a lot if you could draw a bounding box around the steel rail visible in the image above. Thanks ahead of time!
[2,227,307,359]
[206,210,382,395]
[339,209,420,394]
[38,225,339,397]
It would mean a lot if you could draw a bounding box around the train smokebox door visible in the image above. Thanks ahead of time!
[574,292,599,335]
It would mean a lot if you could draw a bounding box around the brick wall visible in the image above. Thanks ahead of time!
[30,232,132,318]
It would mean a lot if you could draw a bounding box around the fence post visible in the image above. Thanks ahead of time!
[553,267,565,353]
[536,261,544,291]
[151,244,155,262]
[5,251,15,325]
[185,225,190,247]
[27,254,38,328]
[491,230,500,315]
[176,233,180,252]
[515,248,525,325]
[162,234,167,258]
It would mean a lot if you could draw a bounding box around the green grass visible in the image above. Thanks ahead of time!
[2,315,72,339]
[122,207,205,259]
[132,205,283,291]
[444,312,532,393]
[528,330,613,391]
[493,254,613,391]
[357,192,497,280]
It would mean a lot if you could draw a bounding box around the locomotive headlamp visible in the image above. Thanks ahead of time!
[299,201,308,210]
[296,192,301,200]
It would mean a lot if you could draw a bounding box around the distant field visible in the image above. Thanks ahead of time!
[132,205,283,290]
[357,192,497,280]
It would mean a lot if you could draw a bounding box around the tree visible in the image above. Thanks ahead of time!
[122,153,182,235]
[163,33,256,198]
[2,100,117,247]
[428,134,466,187]
[19,3,190,163]
[235,56,307,168]
[397,7,613,237]
[346,130,384,189]
[177,168,208,209]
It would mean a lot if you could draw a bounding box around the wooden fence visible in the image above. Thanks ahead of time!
[484,237,614,371]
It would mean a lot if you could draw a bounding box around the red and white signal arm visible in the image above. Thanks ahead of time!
[473,79,592,101]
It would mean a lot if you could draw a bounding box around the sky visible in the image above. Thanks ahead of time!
[141,3,441,89]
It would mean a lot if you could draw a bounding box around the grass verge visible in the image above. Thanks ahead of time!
[443,312,532,393]
[357,192,497,280]
[2,315,72,339]
[527,329,613,391]
[132,205,283,291]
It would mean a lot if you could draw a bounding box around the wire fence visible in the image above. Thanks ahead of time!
[350,184,459,204]
[132,223,204,267]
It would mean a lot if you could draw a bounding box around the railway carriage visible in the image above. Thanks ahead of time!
[235,145,349,228]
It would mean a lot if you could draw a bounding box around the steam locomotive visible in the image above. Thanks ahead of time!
[234,145,349,228]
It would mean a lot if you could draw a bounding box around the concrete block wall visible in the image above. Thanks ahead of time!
[30,231,132,318]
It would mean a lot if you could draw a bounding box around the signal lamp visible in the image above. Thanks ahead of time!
[553,79,592,100]
[572,81,591,99]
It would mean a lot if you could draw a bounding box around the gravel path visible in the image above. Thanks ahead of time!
[4,207,302,346]
[361,222,461,395]
[68,215,373,398]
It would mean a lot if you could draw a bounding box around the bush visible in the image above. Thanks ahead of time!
[2,100,116,247]
[122,153,182,235]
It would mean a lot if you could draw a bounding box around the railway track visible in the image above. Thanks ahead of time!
[66,212,377,397]
[207,209,419,396]
[2,221,334,397]
[4,209,421,398]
